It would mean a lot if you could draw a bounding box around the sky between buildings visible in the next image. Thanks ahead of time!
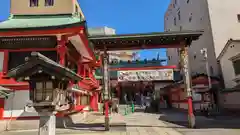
[0,0,170,61]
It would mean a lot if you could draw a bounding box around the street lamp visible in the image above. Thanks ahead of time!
[200,48,215,111]
[200,48,212,89]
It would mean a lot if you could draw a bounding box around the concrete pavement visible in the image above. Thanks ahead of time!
[159,109,240,135]
[3,108,240,135]
[124,112,182,135]
[0,110,183,135]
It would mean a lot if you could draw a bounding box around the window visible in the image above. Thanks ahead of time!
[178,11,181,20]
[168,56,171,60]
[75,5,78,13]
[174,17,176,25]
[175,0,178,5]
[237,14,240,22]
[193,55,196,59]
[30,0,38,7]
[177,49,180,56]
[189,16,192,22]
[35,81,53,102]
[187,0,190,3]
[233,59,240,75]
[45,0,54,6]
[80,95,90,105]
[210,66,214,75]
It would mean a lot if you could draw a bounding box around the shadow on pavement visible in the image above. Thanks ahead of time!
[56,116,127,132]
[158,109,240,129]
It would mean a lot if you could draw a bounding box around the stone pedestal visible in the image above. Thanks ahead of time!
[38,113,56,135]
[105,116,110,131]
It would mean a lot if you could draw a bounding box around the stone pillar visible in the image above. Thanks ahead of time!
[103,49,110,131]
[38,113,56,135]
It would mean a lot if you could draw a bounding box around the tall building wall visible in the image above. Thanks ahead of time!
[88,27,138,62]
[165,0,240,76]
[10,0,83,16]
[207,0,240,56]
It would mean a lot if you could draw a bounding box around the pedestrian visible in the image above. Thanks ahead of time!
[144,94,151,113]
[140,93,144,108]
[124,93,127,104]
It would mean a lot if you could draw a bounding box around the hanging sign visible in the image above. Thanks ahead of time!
[117,69,174,82]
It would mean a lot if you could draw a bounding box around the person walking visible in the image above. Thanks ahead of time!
[123,93,127,104]
[140,93,144,108]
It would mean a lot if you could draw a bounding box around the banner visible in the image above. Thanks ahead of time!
[117,69,174,82]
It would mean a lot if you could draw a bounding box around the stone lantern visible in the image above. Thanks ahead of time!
[7,52,82,135]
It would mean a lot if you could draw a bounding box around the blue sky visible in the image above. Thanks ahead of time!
[79,0,170,61]
[0,0,170,60]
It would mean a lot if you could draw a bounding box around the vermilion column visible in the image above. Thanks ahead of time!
[57,36,67,66]
[90,92,98,112]
[3,50,9,75]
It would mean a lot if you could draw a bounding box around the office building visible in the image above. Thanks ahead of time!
[165,0,240,76]
[88,27,138,61]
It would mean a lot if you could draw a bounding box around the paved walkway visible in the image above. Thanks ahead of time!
[5,108,240,135]
[1,111,183,135]
[124,112,182,135]
[3,108,240,135]
[159,109,240,135]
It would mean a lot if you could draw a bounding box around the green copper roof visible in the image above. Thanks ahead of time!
[89,30,203,51]
[0,14,84,31]
[110,60,165,68]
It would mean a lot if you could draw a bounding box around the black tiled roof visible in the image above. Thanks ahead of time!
[7,52,82,82]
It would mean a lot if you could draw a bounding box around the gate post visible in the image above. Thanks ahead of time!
[103,47,110,131]
[180,42,196,128]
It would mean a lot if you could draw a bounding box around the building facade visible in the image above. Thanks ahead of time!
[0,0,100,120]
[217,39,240,110]
[165,0,240,77]
[88,27,139,62]
[218,39,240,88]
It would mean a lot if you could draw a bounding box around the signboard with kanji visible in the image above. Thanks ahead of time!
[117,69,174,82]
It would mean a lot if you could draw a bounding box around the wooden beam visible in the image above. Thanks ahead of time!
[0,26,84,37]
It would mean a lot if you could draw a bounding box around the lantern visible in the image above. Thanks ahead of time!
[8,52,82,112]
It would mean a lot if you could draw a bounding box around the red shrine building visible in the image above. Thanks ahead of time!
[0,0,100,120]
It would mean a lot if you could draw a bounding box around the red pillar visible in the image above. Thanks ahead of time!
[57,36,67,66]
[3,50,9,75]
[0,98,4,119]
[188,97,194,115]
[90,94,94,111]
[90,92,98,112]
